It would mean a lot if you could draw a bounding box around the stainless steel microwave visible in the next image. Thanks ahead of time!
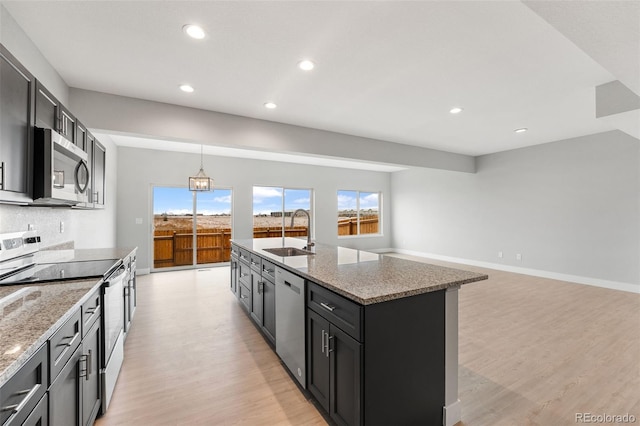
[32,127,90,205]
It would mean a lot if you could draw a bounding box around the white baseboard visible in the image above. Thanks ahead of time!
[137,268,151,275]
[390,248,639,294]
[443,399,462,426]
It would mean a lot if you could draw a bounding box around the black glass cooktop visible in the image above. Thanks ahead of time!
[0,259,120,285]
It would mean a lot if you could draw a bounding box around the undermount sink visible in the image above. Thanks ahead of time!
[263,247,315,257]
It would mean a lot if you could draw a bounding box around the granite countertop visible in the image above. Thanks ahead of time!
[37,247,137,264]
[232,238,488,305]
[0,247,137,387]
[0,278,101,387]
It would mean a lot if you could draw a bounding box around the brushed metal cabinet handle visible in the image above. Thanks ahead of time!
[320,302,336,312]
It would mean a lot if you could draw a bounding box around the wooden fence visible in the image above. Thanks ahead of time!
[153,226,307,268]
[337,217,379,236]
[154,217,379,268]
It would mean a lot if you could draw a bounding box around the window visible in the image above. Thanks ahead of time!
[253,186,313,239]
[337,190,381,236]
[152,186,233,269]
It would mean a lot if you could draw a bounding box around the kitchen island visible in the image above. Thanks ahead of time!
[231,238,488,426]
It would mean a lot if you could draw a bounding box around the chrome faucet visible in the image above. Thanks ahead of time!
[290,209,314,250]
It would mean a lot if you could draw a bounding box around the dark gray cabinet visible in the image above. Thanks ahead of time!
[250,269,263,325]
[81,319,101,426]
[0,344,47,426]
[34,81,60,131]
[49,345,82,426]
[0,44,34,204]
[21,393,48,426]
[58,104,76,144]
[92,139,106,207]
[307,306,362,426]
[233,243,276,345]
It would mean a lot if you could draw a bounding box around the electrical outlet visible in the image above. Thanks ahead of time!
[135,218,143,225]
[27,224,34,231]
[59,221,64,233]
[498,251,503,258]
[516,253,522,261]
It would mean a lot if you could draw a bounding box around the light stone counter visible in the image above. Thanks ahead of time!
[0,247,136,388]
[232,237,488,305]
[0,278,101,387]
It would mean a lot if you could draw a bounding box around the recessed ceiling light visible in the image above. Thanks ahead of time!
[183,24,206,40]
[298,60,315,71]
[514,128,528,133]
[264,102,277,109]
[449,107,463,114]
[180,84,194,93]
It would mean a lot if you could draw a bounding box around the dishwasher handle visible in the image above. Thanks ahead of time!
[282,280,301,295]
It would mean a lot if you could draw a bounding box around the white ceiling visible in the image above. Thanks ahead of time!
[3,1,637,158]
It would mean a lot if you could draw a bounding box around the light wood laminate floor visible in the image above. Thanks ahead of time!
[96,259,639,426]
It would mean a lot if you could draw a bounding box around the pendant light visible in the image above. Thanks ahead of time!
[188,145,214,191]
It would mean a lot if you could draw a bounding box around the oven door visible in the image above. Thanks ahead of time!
[101,263,126,412]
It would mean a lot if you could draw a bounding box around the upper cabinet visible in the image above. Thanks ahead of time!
[0,44,35,204]
[92,139,106,208]
[1,43,107,208]
[35,80,61,131]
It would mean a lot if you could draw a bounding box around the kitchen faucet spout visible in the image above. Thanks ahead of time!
[290,209,314,249]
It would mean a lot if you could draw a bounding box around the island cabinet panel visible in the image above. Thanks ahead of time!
[261,261,276,344]
[230,247,239,296]
[307,304,362,426]
[362,290,446,425]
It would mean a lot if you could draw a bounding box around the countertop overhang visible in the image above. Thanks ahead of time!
[232,238,488,305]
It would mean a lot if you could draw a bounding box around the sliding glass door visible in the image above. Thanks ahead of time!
[152,186,232,270]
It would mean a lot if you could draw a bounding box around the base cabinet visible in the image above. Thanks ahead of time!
[81,320,101,426]
[307,309,362,426]
[22,394,48,426]
[49,346,82,426]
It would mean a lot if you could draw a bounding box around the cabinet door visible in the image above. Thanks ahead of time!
[21,394,48,426]
[92,139,106,206]
[49,345,82,426]
[307,309,330,412]
[250,269,263,324]
[35,80,59,130]
[81,319,101,426]
[59,104,76,143]
[76,120,87,152]
[262,278,276,344]
[230,258,238,295]
[330,324,362,426]
[0,44,34,200]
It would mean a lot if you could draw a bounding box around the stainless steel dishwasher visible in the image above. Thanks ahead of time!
[275,267,306,388]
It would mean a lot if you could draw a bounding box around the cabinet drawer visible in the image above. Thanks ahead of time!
[261,259,276,282]
[238,248,251,264]
[0,344,48,426]
[239,284,251,311]
[307,282,363,342]
[49,308,81,383]
[249,252,262,272]
[21,393,47,426]
[82,288,101,338]
[238,261,251,287]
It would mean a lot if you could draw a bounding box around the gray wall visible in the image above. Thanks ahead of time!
[391,130,640,290]
[0,5,117,249]
[69,88,475,173]
[117,146,391,271]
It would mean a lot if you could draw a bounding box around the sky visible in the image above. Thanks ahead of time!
[253,187,311,215]
[153,186,377,215]
[153,187,232,215]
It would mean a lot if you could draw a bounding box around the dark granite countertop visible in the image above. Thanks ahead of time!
[232,238,488,305]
